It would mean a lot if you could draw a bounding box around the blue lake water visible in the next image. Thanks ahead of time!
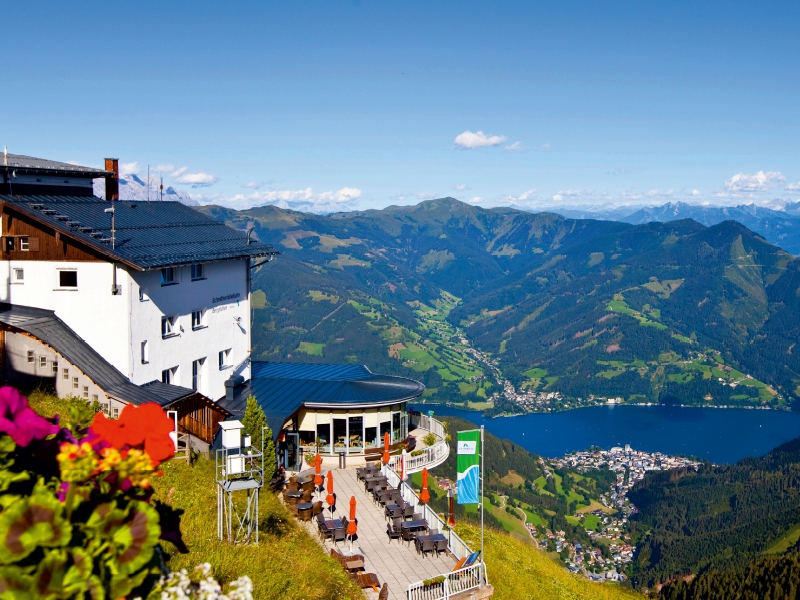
[425,405,800,464]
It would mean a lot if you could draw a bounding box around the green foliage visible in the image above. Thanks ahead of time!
[422,432,437,447]
[200,199,800,410]
[657,552,800,600]
[0,389,187,599]
[628,436,800,586]
[242,395,276,482]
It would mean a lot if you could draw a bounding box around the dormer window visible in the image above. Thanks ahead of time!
[160,267,177,286]
[191,264,205,281]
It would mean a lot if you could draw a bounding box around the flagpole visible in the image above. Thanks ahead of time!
[480,424,484,565]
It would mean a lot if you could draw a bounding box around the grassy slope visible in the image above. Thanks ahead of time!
[456,524,643,600]
[152,458,362,600]
[28,391,641,599]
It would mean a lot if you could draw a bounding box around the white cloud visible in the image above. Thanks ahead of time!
[245,181,264,189]
[552,189,592,202]
[505,141,524,151]
[786,181,800,191]
[454,130,506,149]
[692,189,702,197]
[120,162,140,176]
[172,170,218,187]
[418,192,435,200]
[195,186,362,213]
[724,170,786,192]
[540,143,551,151]
[468,196,484,204]
[455,184,467,191]
[154,163,175,173]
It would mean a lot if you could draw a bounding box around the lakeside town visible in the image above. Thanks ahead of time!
[529,446,703,582]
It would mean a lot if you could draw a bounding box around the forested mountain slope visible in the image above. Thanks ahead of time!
[627,436,800,588]
[199,198,800,408]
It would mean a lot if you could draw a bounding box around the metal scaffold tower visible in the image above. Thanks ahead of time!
[216,421,266,545]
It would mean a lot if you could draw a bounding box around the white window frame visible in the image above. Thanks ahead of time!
[139,287,149,302]
[39,356,47,368]
[141,341,149,364]
[161,366,178,385]
[62,367,69,380]
[191,309,206,330]
[56,269,78,290]
[27,350,34,364]
[190,263,205,281]
[161,316,178,339]
[19,237,29,251]
[219,349,232,370]
[192,357,206,392]
[72,377,79,390]
[160,267,177,286]
[52,360,58,375]
[12,268,23,284]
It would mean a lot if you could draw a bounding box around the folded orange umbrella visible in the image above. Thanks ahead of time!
[420,467,431,504]
[347,496,358,536]
[382,431,390,464]
[314,453,323,487]
[326,470,335,508]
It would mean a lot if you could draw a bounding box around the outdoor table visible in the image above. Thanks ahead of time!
[296,475,314,485]
[324,519,343,530]
[286,490,302,504]
[401,519,429,532]
[345,559,365,571]
[296,502,313,521]
[296,502,313,511]
[415,533,447,544]
[385,503,406,513]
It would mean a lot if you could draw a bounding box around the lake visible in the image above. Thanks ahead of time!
[425,405,800,464]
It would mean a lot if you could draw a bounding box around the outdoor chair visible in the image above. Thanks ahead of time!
[312,501,323,516]
[285,481,299,492]
[316,513,326,526]
[392,516,403,530]
[385,506,402,520]
[401,528,416,546]
[386,523,401,544]
[301,490,313,502]
[330,548,365,569]
[413,513,422,521]
[435,539,448,557]
[403,505,414,519]
[418,539,436,558]
[318,521,334,541]
[298,507,312,521]
[332,527,347,547]
[429,528,439,536]
[301,481,315,494]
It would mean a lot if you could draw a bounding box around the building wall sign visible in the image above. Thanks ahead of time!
[212,292,241,304]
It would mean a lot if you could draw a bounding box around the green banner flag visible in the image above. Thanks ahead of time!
[456,429,481,504]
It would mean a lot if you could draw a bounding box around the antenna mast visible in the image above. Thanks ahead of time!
[147,165,150,202]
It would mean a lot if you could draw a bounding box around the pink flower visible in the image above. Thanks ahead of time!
[0,387,59,447]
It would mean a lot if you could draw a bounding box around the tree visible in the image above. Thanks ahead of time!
[242,395,275,482]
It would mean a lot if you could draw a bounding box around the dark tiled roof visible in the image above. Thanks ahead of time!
[1,154,110,176]
[0,303,190,407]
[140,380,196,404]
[0,195,278,270]
[218,361,425,438]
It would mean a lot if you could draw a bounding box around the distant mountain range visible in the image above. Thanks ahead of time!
[200,198,800,410]
[529,201,800,254]
[93,174,198,205]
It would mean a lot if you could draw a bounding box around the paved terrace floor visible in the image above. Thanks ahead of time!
[297,467,456,600]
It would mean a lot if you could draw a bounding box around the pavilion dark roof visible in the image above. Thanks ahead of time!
[218,362,425,437]
[0,195,277,270]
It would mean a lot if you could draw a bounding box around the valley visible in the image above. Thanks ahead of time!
[201,197,800,415]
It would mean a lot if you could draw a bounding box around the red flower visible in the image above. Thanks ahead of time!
[91,403,175,465]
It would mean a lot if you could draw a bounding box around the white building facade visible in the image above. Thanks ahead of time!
[0,154,276,402]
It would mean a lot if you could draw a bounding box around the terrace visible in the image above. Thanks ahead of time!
[280,413,490,599]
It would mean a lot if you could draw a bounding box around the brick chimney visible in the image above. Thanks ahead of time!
[104,158,119,201]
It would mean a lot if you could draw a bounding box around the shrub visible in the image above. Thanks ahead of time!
[423,432,437,447]
[242,395,275,482]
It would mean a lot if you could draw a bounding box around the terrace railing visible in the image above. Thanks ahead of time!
[380,464,472,561]
[407,563,488,600]
[411,412,446,438]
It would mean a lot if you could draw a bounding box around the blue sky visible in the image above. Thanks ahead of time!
[4,1,800,211]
